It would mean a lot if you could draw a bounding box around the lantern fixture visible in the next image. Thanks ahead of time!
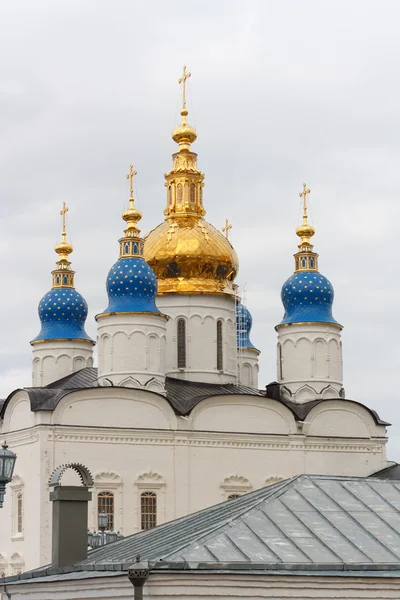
[0,442,17,508]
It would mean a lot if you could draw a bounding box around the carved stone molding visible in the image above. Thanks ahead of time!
[95,471,121,483]
[135,471,165,489]
[265,476,283,486]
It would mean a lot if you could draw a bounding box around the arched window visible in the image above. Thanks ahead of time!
[17,493,23,534]
[177,183,183,203]
[97,491,114,531]
[189,183,196,206]
[140,492,157,530]
[177,318,186,368]
[216,320,223,370]
[227,494,241,500]
[168,185,172,206]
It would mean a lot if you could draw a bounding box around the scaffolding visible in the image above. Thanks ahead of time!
[235,285,247,385]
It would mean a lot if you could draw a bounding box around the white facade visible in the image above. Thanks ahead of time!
[0,385,388,573]
[4,571,400,600]
[157,294,237,383]
[237,347,260,388]
[276,323,343,402]
[31,340,94,387]
[96,313,167,391]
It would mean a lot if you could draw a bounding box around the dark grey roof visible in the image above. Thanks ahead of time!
[370,463,400,480]
[6,474,400,585]
[0,368,389,425]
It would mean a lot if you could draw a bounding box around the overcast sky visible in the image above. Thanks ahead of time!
[1,0,400,458]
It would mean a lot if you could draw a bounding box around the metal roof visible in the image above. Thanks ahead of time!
[6,474,400,585]
[0,368,389,424]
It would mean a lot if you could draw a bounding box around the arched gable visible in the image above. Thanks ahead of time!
[304,399,384,438]
[2,390,33,433]
[190,394,297,435]
[51,387,177,429]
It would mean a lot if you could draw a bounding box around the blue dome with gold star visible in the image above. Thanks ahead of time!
[104,257,159,313]
[99,173,161,316]
[33,288,92,341]
[279,271,338,325]
[236,302,256,349]
[32,204,93,344]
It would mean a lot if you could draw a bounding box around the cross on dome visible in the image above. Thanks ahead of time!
[222,219,232,240]
[178,65,191,110]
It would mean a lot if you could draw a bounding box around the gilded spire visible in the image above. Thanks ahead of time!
[294,184,319,273]
[165,66,205,218]
[119,164,144,258]
[52,202,75,288]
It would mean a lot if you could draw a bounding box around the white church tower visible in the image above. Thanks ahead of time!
[275,184,343,403]
[144,66,240,384]
[236,300,260,388]
[96,166,167,392]
[31,203,94,386]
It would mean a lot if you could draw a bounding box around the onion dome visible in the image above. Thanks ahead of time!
[236,302,257,349]
[278,184,341,327]
[143,66,238,295]
[97,166,161,317]
[31,203,93,344]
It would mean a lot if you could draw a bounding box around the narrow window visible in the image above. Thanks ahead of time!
[177,318,186,368]
[97,491,114,530]
[227,494,241,500]
[17,493,23,534]
[177,183,183,203]
[277,343,283,380]
[189,183,196,206]
[217,320,223,370]
[141,492,157,530]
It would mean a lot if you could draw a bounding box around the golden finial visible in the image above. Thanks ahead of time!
[122,164,142,241]
[126,164,137,208]
[178,65,191,111]
[222,219,232,240]
[296,183,315,245]
[53,202,74,288]
[60,201,68,242]
[172,65,197,150]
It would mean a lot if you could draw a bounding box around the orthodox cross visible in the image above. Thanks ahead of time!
[126,164,137,199]
[299,183,311,218]
[60,201,68,239]
[222,218,232,240]
[178,65,191,109]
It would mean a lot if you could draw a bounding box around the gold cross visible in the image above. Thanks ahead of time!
[60,201,68,239]
[126,164,137,199]
[222,218,232,240]
[178,65,191,109]
[299,183,311,217]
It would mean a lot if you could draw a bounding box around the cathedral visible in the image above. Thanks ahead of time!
[0,69,390,575]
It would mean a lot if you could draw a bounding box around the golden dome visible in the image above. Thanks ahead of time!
[143,66,238,295]
[144,216,238,295]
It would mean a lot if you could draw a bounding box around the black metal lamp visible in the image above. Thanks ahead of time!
[0,442,17,508]
[98,512,108,531]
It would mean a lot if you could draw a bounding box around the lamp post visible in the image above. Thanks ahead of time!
[0,442,17,508]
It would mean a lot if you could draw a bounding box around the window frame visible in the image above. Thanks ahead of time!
[216,319,223,371]
[140,491,157,531]
[177,318,187,369]
[97,490,115,531]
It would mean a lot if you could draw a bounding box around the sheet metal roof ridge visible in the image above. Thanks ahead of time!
[149,560,400,572]
[78,477,300,565]
[369,463,400,478]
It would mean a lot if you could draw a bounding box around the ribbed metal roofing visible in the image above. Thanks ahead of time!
[5,475,400,585]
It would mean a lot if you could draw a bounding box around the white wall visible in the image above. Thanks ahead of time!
[156,294,236,383]
[276,323,343,402]
[96,313,167,391]
[31,341,94,387]
[237,347,260,388]
[0,388,388,573]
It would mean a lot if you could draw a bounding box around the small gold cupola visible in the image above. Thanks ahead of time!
[294,183,319,273]
[52,202,75,288]
[119,164,145,258]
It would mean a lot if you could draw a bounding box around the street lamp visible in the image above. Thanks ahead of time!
[87,512,124,549]
[0,442,17,508]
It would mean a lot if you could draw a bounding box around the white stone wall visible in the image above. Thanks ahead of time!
[96,313,167,391]
[0,388,387,573]
[31,340,94,387]
[276,323,343,402]
[237,347,260,388]
[156,294,236,383]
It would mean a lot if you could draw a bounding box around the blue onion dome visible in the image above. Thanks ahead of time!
[31,203,93,344]
[98,166,161,316]
[236,302,257,349]
[278,184,340,327]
